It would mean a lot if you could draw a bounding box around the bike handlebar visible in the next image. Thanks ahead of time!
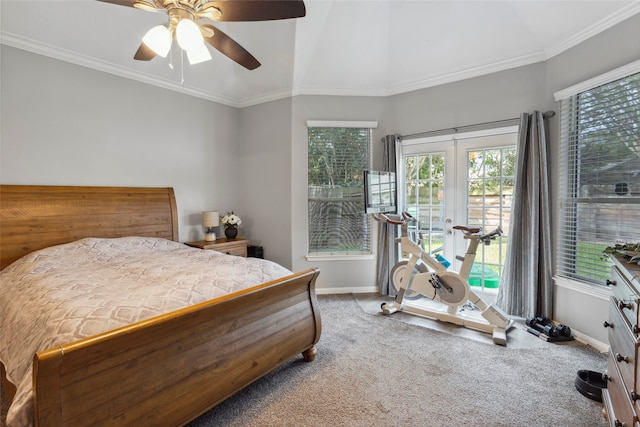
[372,212,411,225]
[373,211,503,239]
[479,226,503,241]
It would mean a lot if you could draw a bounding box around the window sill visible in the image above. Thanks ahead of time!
[305,254,375,262]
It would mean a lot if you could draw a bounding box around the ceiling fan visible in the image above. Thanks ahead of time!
[98,0,306,70]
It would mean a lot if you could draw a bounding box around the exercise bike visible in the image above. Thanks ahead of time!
[375,212,514,345]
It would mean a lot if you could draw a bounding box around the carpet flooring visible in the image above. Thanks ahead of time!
[2,294,608,426]
[188,294,607,426]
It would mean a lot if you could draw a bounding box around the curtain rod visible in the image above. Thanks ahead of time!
[400,110,555,141]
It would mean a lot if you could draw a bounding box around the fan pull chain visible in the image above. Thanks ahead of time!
[181,49,185,84]
[168,45,174,70]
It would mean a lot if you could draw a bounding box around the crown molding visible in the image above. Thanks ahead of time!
[291,51,547,99]
[554,59,640,101]
[234,89,295,108]
[3,2,639,107]
[545,2,640,59]
[294,85,388,98]
[0,32,243,108]
[0,30,548,104]
[388,51,547,96]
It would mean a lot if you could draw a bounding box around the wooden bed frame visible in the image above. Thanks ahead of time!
[0,185,321,426]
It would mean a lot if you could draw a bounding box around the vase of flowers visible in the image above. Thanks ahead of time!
[221,212,241,240]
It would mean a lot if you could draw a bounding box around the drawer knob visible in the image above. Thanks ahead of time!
[616,353,630,363]
[619,301,634,311]
[631,390,640,401]
[614,420,626,427]
[603,374,611,382]
[606,279,617,286]
[603,321,613,328]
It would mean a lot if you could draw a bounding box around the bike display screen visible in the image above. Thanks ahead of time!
[364,170,397,214]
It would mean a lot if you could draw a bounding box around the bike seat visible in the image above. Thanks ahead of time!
[453,225,481,234]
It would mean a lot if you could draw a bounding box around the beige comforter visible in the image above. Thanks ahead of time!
[0,237,292,427]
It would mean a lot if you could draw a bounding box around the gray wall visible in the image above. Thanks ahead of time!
[544,14,640,346]
[1,45,240,244]
[235,98,294,268]
[385,62,549,135]
[290,95,387,291]
[2,13,639,345]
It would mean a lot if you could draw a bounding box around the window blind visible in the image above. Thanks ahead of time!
[556,72,640,284]
[307,126,373,255]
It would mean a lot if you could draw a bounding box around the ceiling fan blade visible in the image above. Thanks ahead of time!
[97,0,164,11]
[134,42,157,61]
[97,0,137,7]
[201,24,260,70]
[203,1,305,21]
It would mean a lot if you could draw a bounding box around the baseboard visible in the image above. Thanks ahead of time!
[572,329,609,353]
[316,286,378,295]
[316,286,610,353]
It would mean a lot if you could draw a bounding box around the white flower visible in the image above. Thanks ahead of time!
[221,211,242,228]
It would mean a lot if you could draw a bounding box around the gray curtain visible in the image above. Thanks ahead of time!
[496,112,553,318]
[376,134,401,296]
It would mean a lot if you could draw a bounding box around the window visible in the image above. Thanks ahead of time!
[556,70,640,285]
[307,122,376,256]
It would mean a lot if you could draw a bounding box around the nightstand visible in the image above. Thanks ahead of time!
[185,238,249,257]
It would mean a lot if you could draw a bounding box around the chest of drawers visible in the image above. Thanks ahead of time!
[603,255,640,427]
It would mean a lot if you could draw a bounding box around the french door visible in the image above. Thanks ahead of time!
[399,127,518,293]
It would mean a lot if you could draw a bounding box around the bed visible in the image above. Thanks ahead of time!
[0,185,321,427]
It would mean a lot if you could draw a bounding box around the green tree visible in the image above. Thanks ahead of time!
[577,73,640,193]
[308,127,370,186]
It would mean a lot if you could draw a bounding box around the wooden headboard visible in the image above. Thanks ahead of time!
[0,185,179,270]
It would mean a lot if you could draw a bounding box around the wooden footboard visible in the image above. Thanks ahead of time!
[32,268,321,426]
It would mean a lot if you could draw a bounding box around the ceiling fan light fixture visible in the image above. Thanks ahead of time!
[198,6,222,21]
[133,1,162,12]
[186,44,212,65]
[142,25,172,57]
[176,19,204,52]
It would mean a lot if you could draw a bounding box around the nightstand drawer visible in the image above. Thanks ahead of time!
[185,238,249,257]
[219,243,247,257]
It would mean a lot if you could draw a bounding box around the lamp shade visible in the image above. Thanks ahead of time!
[142,25,172,57]
[176,19,204,51]
[202,211,219,228]
[187,44,212,65]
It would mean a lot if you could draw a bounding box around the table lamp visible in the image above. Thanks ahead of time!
[202,211,219,242]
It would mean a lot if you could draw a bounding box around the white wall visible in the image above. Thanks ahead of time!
[1,46,240,243]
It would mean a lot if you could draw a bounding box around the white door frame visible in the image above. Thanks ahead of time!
[399,126,518,286]
[400,137,456,261]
